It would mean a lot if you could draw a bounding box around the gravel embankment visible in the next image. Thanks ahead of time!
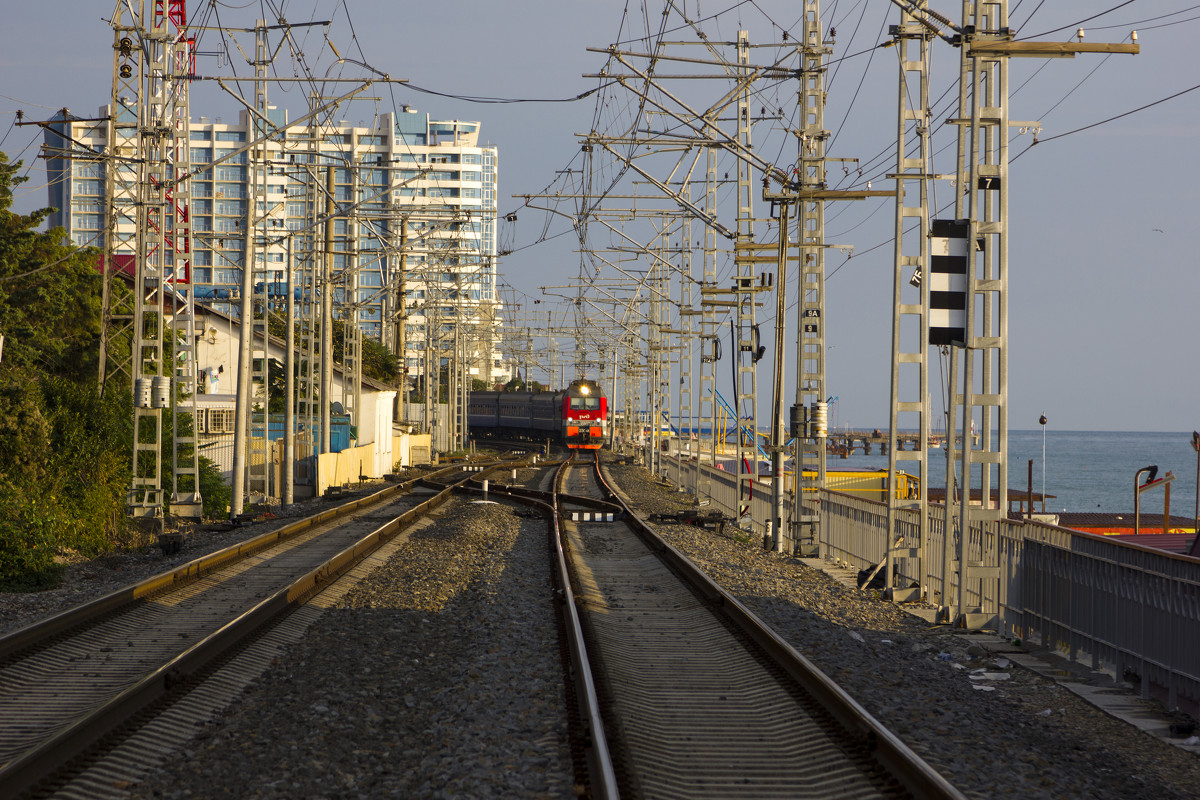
[0,477,416,638]
[5,456,1200,799]
[606,459,1200,800]
[130,494,575,800]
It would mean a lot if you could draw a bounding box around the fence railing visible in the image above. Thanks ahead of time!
[649,447,1200,717]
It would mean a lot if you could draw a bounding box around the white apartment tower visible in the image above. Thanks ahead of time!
[44,105,511,386]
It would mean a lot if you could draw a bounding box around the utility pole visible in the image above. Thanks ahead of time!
[344,160,361,435]
[792,4,832,556]
[678,205,694,466]
[764,7,889,553]
[321,166,335,456]
[768,200,790,553]
[936,0,1137,627]
[394,216,410,419]
[99,13,141,396]
[284,236,295,505]
[732,30,760,533]
[118,0,201,525]
[246,18,271,502]
[696,140,720,503]
[886,0,935,599]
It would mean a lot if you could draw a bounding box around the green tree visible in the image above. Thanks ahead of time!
[0,151,132,586]
[0,153,101,383]
[265,313,399,385]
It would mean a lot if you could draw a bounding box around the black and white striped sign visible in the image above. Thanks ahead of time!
[570,511,615,522]
[929,219,968,346]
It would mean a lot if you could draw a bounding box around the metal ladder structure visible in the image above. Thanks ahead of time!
[695,141,721,503]
[792,2,832,554]
[166,10,202,519]
[100,13,141,396]
[944,0,1012,629]
[886,1,935,600]
[116,0,199,522]
[731,30,760,529]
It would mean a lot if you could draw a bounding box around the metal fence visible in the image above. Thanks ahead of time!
[652,448,1200,717]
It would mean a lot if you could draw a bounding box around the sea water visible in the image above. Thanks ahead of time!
[827,430,1200,515]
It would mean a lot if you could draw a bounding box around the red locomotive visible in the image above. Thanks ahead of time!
[468,379,608,450]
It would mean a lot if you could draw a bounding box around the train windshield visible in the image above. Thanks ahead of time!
[569,397,601,410]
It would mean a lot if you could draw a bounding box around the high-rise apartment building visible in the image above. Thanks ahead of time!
[44,105,510,385]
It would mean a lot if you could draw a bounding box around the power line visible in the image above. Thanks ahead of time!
[1013,81,1200,163]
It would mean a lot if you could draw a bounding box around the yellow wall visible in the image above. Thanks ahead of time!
[316,443,375,496]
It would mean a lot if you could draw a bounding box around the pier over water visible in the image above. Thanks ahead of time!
[825,429,980,457]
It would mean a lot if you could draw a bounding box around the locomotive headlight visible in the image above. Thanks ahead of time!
[580,385,590,395]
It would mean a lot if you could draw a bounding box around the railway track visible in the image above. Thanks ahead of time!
[548,453,966,799]
[0,460,519,799]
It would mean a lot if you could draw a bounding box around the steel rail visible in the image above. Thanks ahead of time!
[456,456,620,799]
[0,460,520,798]
[592,456,966,800]
[0,461,513,663]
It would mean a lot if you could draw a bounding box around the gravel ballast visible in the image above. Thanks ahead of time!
[607,459,1200,800]
[130,496,574,800]
[4,458,1200,799]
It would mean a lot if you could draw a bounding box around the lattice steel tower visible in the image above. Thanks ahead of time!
[886,1,935,597]
[113,0,201,521]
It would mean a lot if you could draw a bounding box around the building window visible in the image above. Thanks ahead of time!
[190,148,212,163]
[215,199,245,216]
[214,148,247,164]
[215,130,246,142]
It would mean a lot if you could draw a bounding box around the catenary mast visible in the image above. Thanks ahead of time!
[115,0,202,524]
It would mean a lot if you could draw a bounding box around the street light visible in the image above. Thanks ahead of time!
[1192,431,1199,538]
[1039,413,1048,507]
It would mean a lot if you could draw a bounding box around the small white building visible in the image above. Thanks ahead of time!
[188,304,404,498]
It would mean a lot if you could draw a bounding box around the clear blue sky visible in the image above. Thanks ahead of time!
[2,1,1196,432]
